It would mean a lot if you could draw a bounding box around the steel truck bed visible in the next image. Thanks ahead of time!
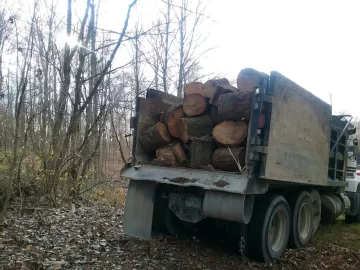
[121,71,345,195]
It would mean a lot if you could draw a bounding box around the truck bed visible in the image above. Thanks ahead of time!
[121,71,344,195]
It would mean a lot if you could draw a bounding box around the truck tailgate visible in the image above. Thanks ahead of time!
[263,72,332,185]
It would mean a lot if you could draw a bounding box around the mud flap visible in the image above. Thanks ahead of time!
[123,180,155,240]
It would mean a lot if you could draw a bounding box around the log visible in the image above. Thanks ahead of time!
[209,84,238,105]
[217,91,252,121]
[183,93,208,117]
[154,146,176,166]
[154,142,187,166]
[179,115,214,143]
[161,106,185,138]
[212,121,248,146]
[140,122,172,152]
[190,136,215,168]
[146,88,183,106]
[209,105,221,125]
[213,147,246,172]
[202,78,232,98]
[236,68,268,93]
[184,82,204,96]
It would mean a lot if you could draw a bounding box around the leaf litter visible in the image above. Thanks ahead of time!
[1,202,360,270]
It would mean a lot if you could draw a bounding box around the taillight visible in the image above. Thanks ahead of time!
[356,172,360,176]
[258,113,265,128]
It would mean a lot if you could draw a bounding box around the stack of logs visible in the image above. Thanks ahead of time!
[140,68,267,172]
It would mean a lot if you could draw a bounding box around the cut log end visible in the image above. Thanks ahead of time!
[212,121,248,146]
[237,68,268,93]
[154,142,187,166]
[163,106,185,138]
[184,82,204,96]
[183,93,208,117]
[140,122,172,152]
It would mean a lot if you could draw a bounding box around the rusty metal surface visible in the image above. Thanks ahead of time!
[121,164,268,195]
[264,71,332,185]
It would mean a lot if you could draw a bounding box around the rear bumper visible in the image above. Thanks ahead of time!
[120,164,268,195]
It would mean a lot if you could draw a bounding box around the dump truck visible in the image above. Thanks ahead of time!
[120,70,360,262]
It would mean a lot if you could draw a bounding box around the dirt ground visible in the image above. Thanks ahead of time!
[1,202,360,270]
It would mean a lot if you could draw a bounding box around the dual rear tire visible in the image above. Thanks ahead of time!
[248,191,316,261]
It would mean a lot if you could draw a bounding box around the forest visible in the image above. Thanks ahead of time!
[0,0,217,219]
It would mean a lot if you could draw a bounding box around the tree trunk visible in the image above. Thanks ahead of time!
[190,136,215,168]
[202,78,231,98]
[140,122,172,152]
[237,68,268,92]
[213,147,246,171]
[161,106,185,138]
[179,115,213,143]
[209,84,238,105]
[212,121,248,146]
[217,91,252,121]
[183,93,208,117]
[184,81,203,96]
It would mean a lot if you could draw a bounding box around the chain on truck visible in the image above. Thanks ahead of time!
[120,70,360,262]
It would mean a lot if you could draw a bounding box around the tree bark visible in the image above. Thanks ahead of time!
[183,93,208,117]
[179,115,213,143]
[202,78,231,98]
[140,122,172,152]
[237,68,268,92]
[212,121,248,146]
[161,106,185,138]
[209,84,238,105]
[190,136,215,168]
[217,91,252,121]
[213,147,246,171]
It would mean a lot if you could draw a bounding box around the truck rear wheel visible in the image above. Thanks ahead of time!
[290,191,314,248]
[309,189,321,234]
[248,194,290,262]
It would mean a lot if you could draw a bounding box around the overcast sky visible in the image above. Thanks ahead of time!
[17,0,360,117]
[96,0,360,116]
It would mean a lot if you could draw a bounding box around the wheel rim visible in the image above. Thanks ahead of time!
[269,209,287,253]
[298,202,311,239]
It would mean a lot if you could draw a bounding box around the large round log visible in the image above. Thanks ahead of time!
[212,121,248,146]
[179,115,214,143]
[213,147,246,172]
[237,68,268,92]
[184,82,204,96]
[140,122,172,152]
[183,93,208,117]
[161,106,185,138]
[217,91,252,121]
[202,78,232,98]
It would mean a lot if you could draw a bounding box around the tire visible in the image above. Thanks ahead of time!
[290,191,314,248]
[247,194,290,262]
[309,189,321,234]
